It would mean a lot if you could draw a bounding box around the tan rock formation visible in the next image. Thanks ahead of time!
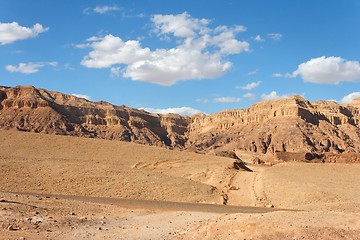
[1,85,360,161]
[187,96,360,158]
[0,85,189,148]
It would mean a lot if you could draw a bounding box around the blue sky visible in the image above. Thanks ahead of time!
[1,0,360,115]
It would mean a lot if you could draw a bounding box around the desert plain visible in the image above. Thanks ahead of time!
[1,86,360,239]
[1,129,360,240]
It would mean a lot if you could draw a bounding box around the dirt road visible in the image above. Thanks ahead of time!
[1,191,289,214]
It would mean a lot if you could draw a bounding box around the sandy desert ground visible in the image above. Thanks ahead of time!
[1,130,360,239]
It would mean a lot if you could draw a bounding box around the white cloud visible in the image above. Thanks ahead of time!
[261,91,290,100]
[71,94,91,101]
[340,92,360,104]
[47,62,58,67]
[272,73,283,78]
[243,93,255,100]
[247,69,258,75]
[268,33,282,41]
[254,35,264,42]
[141,107,202,116]
[94,5,120,14]
[196,98,209,103]
[0,22,48,45]
[238,81,261,90]
[110,66,122,77]
[84,5,120,15]
[151,12,209,38]
[80,12,249,86]
[291,56,360,84]
[81,35,151,68]
[5,62,57,74]
[64,63,75,71]
[211,25,249,54]
[213,97,242,103]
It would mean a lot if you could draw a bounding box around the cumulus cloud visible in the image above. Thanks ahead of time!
[340,92,360,104]
[211,25,249,54]
[5,62,57,74]
[151,12,209,38]
[213,97,242,103]
[291,56,360,84]
[141,107,202,116]
[71,94,91,101]
[0,22,48,45]
[268,33,282,41]
[261,91,290,100]
[80,12,249,86]
[238,81,261,90]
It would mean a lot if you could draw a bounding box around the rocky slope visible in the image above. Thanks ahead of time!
[1,85,360,161]
[0,85,189,149]
[187,96,360,156]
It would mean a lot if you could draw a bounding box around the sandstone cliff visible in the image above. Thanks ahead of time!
[187,96,360,157]
[1,85,360,162]
[0,85,189,149]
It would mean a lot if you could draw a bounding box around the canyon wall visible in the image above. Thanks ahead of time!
[1,85,360,161]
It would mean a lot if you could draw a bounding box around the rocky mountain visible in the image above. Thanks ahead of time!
[1,85,360,162]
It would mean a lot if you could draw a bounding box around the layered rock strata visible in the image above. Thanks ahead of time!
[1,85,360,161]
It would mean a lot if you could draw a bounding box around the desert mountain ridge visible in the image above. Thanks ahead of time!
[1,85,360,162]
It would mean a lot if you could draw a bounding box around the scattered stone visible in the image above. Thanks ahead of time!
[7,225,19,231]
[215,150,239,159]
[233,160,253,172]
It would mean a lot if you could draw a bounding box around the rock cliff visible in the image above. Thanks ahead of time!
[0,85,189,148]
[1,85,360,162]
[187,96,360,156]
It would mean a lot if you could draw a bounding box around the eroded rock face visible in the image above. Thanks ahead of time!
[0,86,190,148]
[1,85,360,160]
[186,96,360,155]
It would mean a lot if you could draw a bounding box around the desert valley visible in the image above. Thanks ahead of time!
[0,85,360,239]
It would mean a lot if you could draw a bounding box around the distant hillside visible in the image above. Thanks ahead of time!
[1,85,360,162]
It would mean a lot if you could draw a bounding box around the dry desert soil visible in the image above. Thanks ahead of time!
[1,130,360,239]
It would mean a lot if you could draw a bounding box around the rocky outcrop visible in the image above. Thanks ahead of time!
[186,96,360,156]
[1,85,360,161]
[0,85,189,148]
